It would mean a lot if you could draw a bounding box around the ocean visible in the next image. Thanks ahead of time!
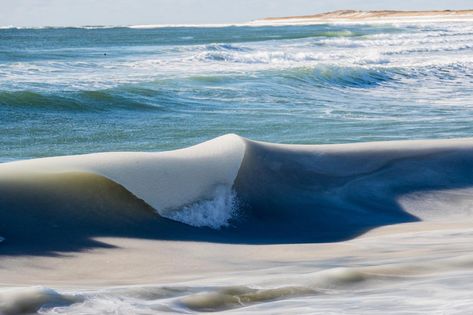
[1,20,473,314]
[1,21,473,160]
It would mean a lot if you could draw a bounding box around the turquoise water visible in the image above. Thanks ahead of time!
[1,22,473,160]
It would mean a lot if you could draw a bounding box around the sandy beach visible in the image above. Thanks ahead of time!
[254,9,473,25]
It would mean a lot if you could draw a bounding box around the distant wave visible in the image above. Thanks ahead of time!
[283,66,394,88]
[2,21,472,94]
[0,90,163,112]
[0,25,128,30]
[0,23,249,30]
[2,57,471,113]
[0,63,398,112]
[0,23,357,30]
[198,49,321,64]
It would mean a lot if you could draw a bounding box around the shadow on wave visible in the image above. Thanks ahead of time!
[2,135,473,256]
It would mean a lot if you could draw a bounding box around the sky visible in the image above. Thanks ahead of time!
[1,0,472,27]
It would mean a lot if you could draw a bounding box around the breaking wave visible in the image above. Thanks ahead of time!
[0,90,164,112]
[2,135,473,244]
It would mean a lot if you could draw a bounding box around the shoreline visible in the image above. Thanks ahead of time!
[252,9,473,25]
[4,9,473,30]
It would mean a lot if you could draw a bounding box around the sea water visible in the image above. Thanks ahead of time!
[2,20,473,315]
[1,21,473,161]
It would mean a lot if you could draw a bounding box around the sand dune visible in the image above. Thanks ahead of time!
[255,9,473,24]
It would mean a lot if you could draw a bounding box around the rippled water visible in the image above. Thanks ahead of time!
[1,21,473,161]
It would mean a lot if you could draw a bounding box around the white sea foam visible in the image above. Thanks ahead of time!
[0,287,76,315]
[398,189,473,221]
[198,50,323,64]
[163,185,239,229]
[2,20,473,92]
[7,231,473,314]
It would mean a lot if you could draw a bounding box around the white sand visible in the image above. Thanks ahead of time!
[253,9,473,25]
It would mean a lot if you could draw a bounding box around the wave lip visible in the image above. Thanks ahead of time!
[0,134,246,227]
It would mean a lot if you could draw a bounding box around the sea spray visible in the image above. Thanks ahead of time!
[162,186,239,229]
